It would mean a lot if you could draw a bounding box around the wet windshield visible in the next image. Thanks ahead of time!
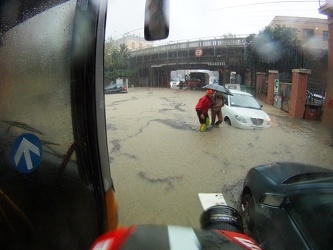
[230,94,262,109]
[1,0,333,248]
[105,0,333,246]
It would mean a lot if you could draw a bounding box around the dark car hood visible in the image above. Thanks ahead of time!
[253,162,333,184]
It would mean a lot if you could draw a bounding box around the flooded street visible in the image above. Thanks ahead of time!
[105,87,333,229]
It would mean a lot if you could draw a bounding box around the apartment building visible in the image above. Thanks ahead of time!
[269,16,328,49]
[115,34,152,51]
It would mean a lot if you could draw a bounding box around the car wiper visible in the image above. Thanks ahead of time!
[1,120,45,135]
[243,106,261,110]
[231,105,260,109]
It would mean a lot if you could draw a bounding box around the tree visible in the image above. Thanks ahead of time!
[104,37,133,82]
[245,25,303,78]
[222,33,237,38]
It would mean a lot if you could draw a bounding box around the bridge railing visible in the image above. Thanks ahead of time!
[130,37,246,56]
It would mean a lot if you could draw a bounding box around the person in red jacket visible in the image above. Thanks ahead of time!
[195,89,214,131]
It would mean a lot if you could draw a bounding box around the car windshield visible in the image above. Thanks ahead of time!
[104,0,333,239]
[229,93,262,109]
[1,0,333,248]
[104,0,333,244]
[287,192,333,249]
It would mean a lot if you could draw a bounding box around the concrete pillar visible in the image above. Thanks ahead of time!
[322,16,333,128]
[267,70,278,105]
[289,69,311,119]
[148,68,153,87]
[256,72,265,94]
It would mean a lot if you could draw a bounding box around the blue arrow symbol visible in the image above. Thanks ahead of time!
[14,137,41,171]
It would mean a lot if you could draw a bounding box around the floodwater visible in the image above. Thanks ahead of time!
[105,87,333,229]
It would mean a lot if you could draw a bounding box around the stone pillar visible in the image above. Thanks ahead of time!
[267,70,278,105]
[322,16,333,128]
[256,72,265,94]
[289,69,311,119]
[256,72,266,101]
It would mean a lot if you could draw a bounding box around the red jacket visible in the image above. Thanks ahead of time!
[195,94,211,115]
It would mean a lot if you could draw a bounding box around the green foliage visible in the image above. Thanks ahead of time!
[245,25,303,74]
[222,33,237,38]
[104,37,132,81]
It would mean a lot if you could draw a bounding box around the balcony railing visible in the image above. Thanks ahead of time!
[319,0,327,8]
[318,0,333,15]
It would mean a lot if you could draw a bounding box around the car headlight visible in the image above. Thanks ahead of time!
[267,117,271,125]
[235,115,247,123]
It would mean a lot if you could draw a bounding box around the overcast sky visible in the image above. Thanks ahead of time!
[106,0,327,43]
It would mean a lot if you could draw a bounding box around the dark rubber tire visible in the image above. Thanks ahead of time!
[241,193,255,232]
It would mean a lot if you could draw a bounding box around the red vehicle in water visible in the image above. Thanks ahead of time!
[186,79,205,89]
[185,72,208,89]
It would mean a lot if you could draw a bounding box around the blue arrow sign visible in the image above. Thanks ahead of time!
[11,134,43,173]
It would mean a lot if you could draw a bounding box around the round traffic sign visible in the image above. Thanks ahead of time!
[195,48,203,57]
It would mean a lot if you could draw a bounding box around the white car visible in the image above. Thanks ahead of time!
[222,89,271,129]
[170,78,180,89]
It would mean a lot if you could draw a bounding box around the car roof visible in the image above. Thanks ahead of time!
[105,83,120,89]
[228,89,253,96]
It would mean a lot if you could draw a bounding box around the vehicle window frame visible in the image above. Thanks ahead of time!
[286,191,333,249]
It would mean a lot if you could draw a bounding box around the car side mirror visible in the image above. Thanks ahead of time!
[144,0,169,41]
[259,194,285,207]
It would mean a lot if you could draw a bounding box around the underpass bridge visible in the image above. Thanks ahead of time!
[128,37,247,87]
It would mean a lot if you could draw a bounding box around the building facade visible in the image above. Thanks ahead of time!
[269,16,328,49]
[115,34,152,51]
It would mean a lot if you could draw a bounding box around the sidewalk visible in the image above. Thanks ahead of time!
[261,103,290,118]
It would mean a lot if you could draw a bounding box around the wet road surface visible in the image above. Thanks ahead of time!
[105,87,333,229]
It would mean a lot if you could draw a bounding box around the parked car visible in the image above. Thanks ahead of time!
[225,83,241,90]
[170,78,180,89]
[105,83,128,94]
[222,89,271,129]
[241,162,333,250]
[306,90,325,105]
